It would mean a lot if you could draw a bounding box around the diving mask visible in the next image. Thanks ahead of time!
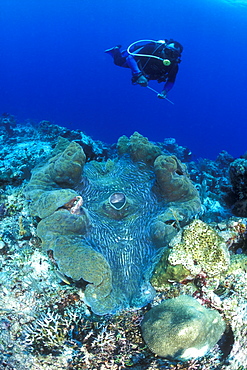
[165,47,181,60]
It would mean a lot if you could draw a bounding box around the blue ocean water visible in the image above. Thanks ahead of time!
[0,0,246,159]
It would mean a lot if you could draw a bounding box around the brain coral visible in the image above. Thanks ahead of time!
[25,133,201,315]
[141,295,225,361]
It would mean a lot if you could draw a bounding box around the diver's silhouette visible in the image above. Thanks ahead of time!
[105,39,183,99]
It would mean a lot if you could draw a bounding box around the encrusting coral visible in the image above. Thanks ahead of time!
[169,219,230,277]
[152,219,230,288]
[24,133,201,315]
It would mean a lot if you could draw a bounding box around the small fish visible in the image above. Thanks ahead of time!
[54,270,71,285]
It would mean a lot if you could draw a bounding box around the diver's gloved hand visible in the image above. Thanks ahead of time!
[131,73,148,87]
[157,90,167,99]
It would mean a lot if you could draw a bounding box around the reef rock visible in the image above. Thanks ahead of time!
[141,295,226,361]
[25,135,201,315]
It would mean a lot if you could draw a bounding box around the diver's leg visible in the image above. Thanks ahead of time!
[126,55,141,74]
[126,55,148,86]
[104,45,122,56]
[105,46,147,86]
[105,45,129,67]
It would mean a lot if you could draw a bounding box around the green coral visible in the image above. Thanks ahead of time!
[153,155,198,203]
[117,131,162,165]
[150,248,190,287]
[141,295,226,361]
[25,140,115,315]
[168,219,230,278]
[151,155,201,247]
[25,141,86,218]
[151,250,190,286]
[37,210,116,314]
[24,135,202,315]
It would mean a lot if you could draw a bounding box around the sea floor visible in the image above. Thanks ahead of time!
[0,116,247,370]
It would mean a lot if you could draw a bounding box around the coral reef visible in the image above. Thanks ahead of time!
[168,219,230,277]
[0,115,108,187]
[117,132,193,164]
[24,133,201,315]
[25,141,86,218]
[1,117,247,369]
[153,155,197,203]
[151,220,230,288]
[141,295,225,361]
[117,131,162,165]
[151,155,202,247]
[228,158,247,216]
[187,152,234,223]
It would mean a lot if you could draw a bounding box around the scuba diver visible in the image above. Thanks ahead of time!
[105,39,183,99]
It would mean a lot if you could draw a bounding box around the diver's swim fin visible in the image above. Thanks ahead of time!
[104,45,122,55]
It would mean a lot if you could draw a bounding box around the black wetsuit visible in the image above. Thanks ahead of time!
[135,42,179,86]
[112,41,180,92]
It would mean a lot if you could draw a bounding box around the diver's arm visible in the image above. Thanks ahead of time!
[158,81,174,98]
[158,65,178,99]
